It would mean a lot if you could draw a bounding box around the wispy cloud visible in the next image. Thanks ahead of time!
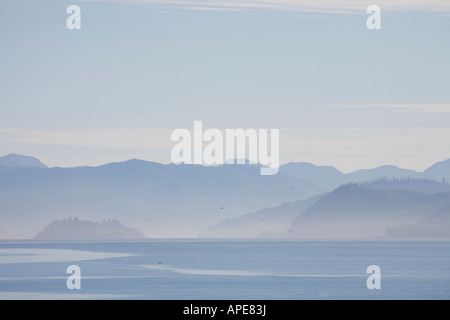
[282,127,450,172]
[0,128,172,150]
[181,6,245,12]
[81,0,450,13]
[333,104,450,114]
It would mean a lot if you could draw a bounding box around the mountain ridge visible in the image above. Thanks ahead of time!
[287,183,450,239]
[0,156,321,239]
[280,159,450,191]
[199,178,450,238]
[0,154,47,169]
[2,153,450,239]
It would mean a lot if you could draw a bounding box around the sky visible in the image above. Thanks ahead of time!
[0,0,449,172]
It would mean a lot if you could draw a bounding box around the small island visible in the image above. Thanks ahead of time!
[34,218,146,240]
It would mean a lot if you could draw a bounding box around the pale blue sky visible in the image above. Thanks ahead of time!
[0,0,449,171]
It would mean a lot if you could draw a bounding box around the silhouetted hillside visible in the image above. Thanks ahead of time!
[199,195,322,238]
[3,154,450,239]
[345,165,421,184]
[286,184,450,239]
[362,178,450,194]
[386,205,450,238]
[423,159,450,182]
[0,158,321,238]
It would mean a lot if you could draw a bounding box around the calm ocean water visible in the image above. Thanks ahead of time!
[0,240,449,300]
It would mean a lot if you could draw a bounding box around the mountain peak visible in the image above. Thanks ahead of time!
[425,158,450,170]
[423,158,450,182]
[0,154,47,168]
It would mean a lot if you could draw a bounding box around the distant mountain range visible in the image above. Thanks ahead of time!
[1,153,450,239]
[199,179,450,239]
[0,155,320,239]
[287,183,450,239]
[199,195,322,238]
[279,160,450,191]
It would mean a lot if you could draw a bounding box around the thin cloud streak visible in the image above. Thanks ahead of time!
[282,127,450,173]
[181,6,245,12]
[81,0,450,13]
[0,128,172,150]
[334,104,450,114]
